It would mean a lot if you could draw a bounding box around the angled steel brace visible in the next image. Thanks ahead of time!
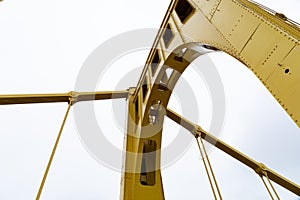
[166,108,300,196]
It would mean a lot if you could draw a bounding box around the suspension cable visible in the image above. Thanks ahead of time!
[266,174,280,200]
[258,169,280,200]
[196,135,223,200]
[196,137,217,199]
[199,136,222,198]
[261,176,274,199]
[35,100,72,200]
[166,108,300,196]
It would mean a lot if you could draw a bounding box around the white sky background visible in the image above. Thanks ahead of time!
[0,0,299,199]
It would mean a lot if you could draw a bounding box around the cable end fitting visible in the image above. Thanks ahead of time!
[68,91,79,105]
[193,125,206,138]
[255,163,268,177]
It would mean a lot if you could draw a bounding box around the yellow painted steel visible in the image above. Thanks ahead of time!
[0,90,128,105]
[36,101,72,200]
[135,0,300,126]
[0,0,299,199]
[123,0,300,199]
[121,89,165,200]
[166,108,300,196]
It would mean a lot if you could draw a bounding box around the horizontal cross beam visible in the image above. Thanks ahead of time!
[0,90,128,105]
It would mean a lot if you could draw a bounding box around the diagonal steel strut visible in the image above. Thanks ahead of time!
[166,108,300,196]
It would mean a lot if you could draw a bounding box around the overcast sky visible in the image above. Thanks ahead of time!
[0,0,299,199]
